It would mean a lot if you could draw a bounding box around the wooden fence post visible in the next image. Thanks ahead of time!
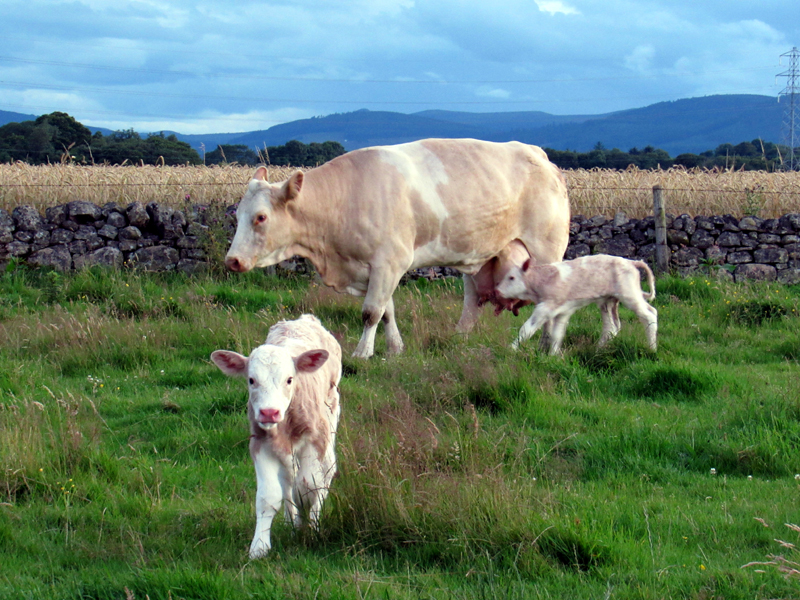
[653,185,669,274]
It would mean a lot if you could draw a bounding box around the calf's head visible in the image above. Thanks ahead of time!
[496,259,532,302]
[225,167,304,273]
[211,345,329,430]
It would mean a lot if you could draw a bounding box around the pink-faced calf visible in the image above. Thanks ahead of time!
[210,314,342,558]
[224,138,570,359]
[497,254,658,354]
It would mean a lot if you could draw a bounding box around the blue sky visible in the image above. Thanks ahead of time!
[1,0,797,134]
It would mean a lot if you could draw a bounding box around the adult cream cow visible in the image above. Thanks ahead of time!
[225,138,570,359]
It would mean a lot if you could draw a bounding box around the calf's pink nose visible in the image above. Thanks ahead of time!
[259,408,281,423]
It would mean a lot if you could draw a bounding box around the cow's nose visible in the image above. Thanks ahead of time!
[226,256,244,272]
[259,408,281,423]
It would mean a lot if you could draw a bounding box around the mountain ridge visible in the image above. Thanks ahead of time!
[0,94,785,157]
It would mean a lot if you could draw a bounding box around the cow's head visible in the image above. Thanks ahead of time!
[210,345,329,430]
[496,258,532,302]
[225,167,304,273]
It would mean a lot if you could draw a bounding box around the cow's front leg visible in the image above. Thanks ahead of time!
[353,268,403,359]
[381,297,404,355]
[456,274,483,333]
[249,447,288,559]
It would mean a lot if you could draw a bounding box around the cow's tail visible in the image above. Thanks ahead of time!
[633,260,656,301]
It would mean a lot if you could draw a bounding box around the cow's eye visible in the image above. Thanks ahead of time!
[287,377,293,385]
[249,377,255,385]
[254,214,267,225]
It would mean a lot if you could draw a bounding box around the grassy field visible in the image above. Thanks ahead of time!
[2,163,800,218]
[1,264,800,599]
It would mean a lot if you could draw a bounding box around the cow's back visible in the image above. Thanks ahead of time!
[304,139,569,273]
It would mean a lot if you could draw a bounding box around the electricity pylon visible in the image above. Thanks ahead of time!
[778,47,799,171]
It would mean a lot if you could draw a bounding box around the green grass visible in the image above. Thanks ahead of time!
[1,266,799,599]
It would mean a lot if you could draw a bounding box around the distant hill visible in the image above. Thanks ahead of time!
[174,94,783,156]
[0,110,38,127]
[2,94,785,158]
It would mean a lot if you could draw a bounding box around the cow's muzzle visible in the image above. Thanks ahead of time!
[257,407,282,425]
[225,256,249,272]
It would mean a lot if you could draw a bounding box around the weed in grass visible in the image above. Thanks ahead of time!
[572,340,657,374]
[727,300,789,326]
[656,275,722,303]
[627,365,719,402]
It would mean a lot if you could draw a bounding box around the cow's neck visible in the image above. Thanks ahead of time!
[282,168,344,282]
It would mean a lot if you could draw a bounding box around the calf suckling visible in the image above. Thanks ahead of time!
[210,314,342,558]
[497,254,658,354]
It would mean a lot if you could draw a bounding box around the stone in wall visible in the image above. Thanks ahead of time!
[129,245,180,272]
[28,245,72,271]
[12,206,43,232]
[734,263,776,283]
[74,247,123,270]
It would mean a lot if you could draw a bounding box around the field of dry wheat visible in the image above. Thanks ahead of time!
[2,163,800,218]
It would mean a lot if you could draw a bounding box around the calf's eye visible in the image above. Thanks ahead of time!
[249,377,255,385]
[287,377,293,385]
[254,214,267,225]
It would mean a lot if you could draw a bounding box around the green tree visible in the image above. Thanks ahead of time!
[206,144,260,166]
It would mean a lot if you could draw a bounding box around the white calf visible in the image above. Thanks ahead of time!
[497,255,658,354]
[210,314,342,558]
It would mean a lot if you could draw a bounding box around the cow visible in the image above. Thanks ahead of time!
[496,254,658,354]
[224,138,571,359]
[210,314,342,558]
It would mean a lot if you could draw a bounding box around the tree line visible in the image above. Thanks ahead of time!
[204,140,346,167]
[0,112,345,168]
[0,111,793,171]
[544,140,794,171]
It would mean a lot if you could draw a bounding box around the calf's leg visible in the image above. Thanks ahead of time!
[620,294,658,351]
[548,311,573,355]
[512,304,552,350]
[250,447,290,558]
[597,299,621,347]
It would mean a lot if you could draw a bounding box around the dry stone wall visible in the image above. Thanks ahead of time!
[565,211,800,285]
[2,201,800,285]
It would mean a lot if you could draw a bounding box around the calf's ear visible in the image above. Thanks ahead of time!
[210,350,249,376]
[294,349,329,373]
[522,258,532,272]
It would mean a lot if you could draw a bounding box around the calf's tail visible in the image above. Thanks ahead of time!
[633,261,656,301]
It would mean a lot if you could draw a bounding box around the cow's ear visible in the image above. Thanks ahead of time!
[522,258,532,272]
[253,166,269,181]
[295,349,329,373]
[211,350,249,376]
[278,171,304,204]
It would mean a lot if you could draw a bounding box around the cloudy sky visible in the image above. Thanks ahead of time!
[1,0,798,134]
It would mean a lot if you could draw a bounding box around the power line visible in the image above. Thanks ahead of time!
[778,47,799,170]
